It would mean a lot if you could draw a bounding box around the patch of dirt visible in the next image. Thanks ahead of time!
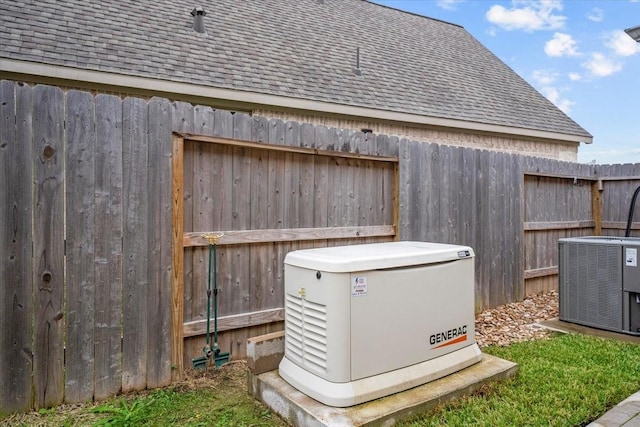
[475,290,559,347]
[176,359,248,392]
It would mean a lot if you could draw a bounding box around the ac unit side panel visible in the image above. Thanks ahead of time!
[350,258,476,381]
[283,265,351,383]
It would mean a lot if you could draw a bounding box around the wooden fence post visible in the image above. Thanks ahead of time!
[171,134,184,380]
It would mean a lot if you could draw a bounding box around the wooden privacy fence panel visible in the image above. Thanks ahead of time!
[176,127,399,366]
[3,80,640,414]
[520,161,640,296]
[399,142,523,311]
[598,164,640,236]
[0,82,173,414]
[523,172,595,295]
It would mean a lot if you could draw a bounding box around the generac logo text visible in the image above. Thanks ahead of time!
[429,325,467,348]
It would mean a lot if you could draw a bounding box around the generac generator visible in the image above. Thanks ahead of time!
[278,241,482,407]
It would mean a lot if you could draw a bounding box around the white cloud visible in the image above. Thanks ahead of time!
[540,86,575,114]
[545,32,579,57]
[485,0,566,32]
[436,0,464,11]
[587,8,603,22]
[568,72,581,81]
[530,69,574,114]
[606,30,640,57]
[582,52,622,77]
[532,69,558,85]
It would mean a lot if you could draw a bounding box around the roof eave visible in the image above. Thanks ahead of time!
[0,59,593,145]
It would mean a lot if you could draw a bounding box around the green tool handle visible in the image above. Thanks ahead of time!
[205,242,213,347]
[213,242,219,347]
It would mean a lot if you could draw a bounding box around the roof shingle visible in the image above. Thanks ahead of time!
[0,0,591,139]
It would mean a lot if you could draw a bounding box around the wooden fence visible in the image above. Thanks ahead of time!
[1,80,640,413]
[523,167,640,294]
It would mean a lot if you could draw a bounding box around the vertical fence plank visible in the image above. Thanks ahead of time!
[249,116,270,318]
[226,112,252,358]
[94,94,124,400]
[146,98,173,388]
[314,126,330,231]
[1,81,33,414]
[327,128,343,231]
[476,150,490,311]
[213,109,235,322]
[32,85,65,408]
[267,119,289,294]
[65,90,97,403]
[397,139,411,240]
[122,97,149,392]
[512,155,524,301]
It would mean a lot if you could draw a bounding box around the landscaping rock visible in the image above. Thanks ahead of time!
[475,291,558,348]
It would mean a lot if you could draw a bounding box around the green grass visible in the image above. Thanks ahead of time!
[3,333,640,426]
[0,362,289,427]
[89,387,281,427]
[398,333,640,426]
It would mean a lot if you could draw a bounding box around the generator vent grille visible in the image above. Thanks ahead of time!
[284,294,328,374]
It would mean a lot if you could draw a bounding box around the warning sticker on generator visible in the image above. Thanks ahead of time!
[352,276,368,297]
[627,248,638,267]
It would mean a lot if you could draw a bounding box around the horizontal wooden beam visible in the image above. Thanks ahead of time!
[602,221,640,230]
[598,176,640,182]
[524,220,595,231]
[184,225,396,247]
[524,266,558,279]
[183,308,284,338]
[524,172,640,182]
[524,172,598,182]
[177,133,399,163]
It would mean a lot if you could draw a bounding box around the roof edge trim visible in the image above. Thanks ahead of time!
[0,59,592,144]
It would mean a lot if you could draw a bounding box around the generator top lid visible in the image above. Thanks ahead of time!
[284,241,474,273]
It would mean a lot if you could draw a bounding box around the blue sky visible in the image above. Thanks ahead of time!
[371,0,640,165]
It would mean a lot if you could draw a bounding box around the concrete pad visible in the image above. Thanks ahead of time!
[538,319,640,344]
[246,331,285,375]
[249,354,518,427]
[588,392,640,427]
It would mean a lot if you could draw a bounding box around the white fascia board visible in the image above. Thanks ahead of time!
[1,58,592,144]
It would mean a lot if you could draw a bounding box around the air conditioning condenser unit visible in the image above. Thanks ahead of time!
[278,241,483,407]
[559,236,640,335]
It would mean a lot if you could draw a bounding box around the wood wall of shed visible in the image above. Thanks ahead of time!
[1,80,640,413]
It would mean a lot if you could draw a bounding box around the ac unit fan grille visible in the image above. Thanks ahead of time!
[285,294,328,374]
[560,242,621,330]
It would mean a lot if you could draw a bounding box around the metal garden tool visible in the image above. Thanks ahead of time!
[191,232,230,370]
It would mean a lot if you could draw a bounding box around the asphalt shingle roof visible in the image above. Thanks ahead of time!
[0,0,592,140]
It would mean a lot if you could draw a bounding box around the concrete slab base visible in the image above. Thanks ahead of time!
[248,354,518,427]
[538,319,640,345]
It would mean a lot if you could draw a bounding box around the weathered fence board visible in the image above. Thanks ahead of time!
[65,90,97,403]
[32,85,66,409]
[94,94,124,400]
[121,97,150,393]
[146,98,173,389]
[0,81,33,414]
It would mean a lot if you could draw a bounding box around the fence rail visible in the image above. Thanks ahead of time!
[2,80,640,414]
